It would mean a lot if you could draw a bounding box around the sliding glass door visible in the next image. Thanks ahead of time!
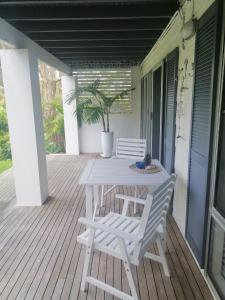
[208,58,225,300]
[207,4,225,297]
[208,216,225,299]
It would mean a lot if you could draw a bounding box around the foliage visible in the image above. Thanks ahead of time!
[0,62,65,157]
[45,142,64,154]
[66,79,134,132]
[0,91,11,160]
[0,160,12,174]
[42,96,65,153]
[0,133,11,160]
[39,62,61,102]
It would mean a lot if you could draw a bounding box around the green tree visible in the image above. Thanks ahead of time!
[0,89,11,160]
[42,96,65,153]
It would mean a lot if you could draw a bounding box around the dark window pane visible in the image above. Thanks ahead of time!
[215,60,225,217]
[152,66,162,160]
[208,219,225,299]
[215,118,225,218]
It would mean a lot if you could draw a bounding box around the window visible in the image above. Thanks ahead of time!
[222,237,225,279]
[208,219,225,299]
[73,69,132,113]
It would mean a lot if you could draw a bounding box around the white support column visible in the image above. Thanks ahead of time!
[0,49,48,206]
[61,75,79,155]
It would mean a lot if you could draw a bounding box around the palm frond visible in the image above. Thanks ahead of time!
[66,78,135,131]
[66,79,101,104]
[75,98,93,127]
[83,106,103,125]
[111,87,135,103]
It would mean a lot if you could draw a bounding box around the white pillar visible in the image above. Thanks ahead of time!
[61,75,79,155]
[0,49,48,206]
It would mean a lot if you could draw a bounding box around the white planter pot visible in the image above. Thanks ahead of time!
[101,131,114,157]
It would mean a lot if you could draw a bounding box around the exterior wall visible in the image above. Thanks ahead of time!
[79,66,141,153]
[141,0,214,235]
[61,75,79,155]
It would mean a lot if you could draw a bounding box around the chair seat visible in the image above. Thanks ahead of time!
[77,212,140,260]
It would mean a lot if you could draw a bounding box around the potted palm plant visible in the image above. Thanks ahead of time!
[66,79,133,157]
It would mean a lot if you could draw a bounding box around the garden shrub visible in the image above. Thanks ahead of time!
[45,141,64,154]
[0,95,11,160]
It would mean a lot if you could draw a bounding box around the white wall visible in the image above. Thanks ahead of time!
[61,75,79,155]
[141,0,214,235]
[79,66,141,153]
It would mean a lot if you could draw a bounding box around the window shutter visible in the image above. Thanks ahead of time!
[140,72,152,153]
[162,48,179,174]
[186,3,219,266]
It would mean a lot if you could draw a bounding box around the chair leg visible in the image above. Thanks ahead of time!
[123,261,138,300]
[119,239,139,300]
[93,185,100,219]
[161,221,167,252]
[93,202,98,220]
[134,186,138,214]
[81,230,95,291]
[100,185,104,207]
[156,237,170,277]
[160,231,167,253]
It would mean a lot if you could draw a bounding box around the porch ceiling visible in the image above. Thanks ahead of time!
[0,0,178,69]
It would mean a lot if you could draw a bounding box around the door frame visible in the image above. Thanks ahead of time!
[205,1,225,294]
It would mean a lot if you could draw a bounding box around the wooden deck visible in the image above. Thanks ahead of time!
[0,154,213,300]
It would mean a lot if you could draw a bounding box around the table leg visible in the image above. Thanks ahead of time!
[85,185,93,219]
[93,185,99,219]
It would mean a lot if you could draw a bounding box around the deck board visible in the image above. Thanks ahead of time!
[0,154,213,300]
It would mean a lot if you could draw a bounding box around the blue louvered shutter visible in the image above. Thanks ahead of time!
[162,48,179,174]
[140,72,152,154]
[186,3,219,266]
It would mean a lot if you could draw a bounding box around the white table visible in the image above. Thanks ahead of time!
[79,158,169,219]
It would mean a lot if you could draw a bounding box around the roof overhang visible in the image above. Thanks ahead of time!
[0,0,178,70]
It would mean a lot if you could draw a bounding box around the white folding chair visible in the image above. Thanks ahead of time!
[100,138,146,213]
[77,174,176,300]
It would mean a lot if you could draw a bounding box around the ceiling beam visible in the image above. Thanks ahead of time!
[1,4,177,21]
[48,48,151,55]
[0,0,177,5]
[52,49,149,57]
[62,58,142,63]
[39,40,154,48]
[10,18,169,32]
[27,30,161,41]
[58,53,146,58]
[49,48,149,54]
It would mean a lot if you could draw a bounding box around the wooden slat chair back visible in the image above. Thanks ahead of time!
[100,138,146,213]
[133,174,176,262]
[78,174,176,300]
[116,138,146,160]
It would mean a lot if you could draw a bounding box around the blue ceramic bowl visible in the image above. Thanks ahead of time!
[136,161,146,169]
